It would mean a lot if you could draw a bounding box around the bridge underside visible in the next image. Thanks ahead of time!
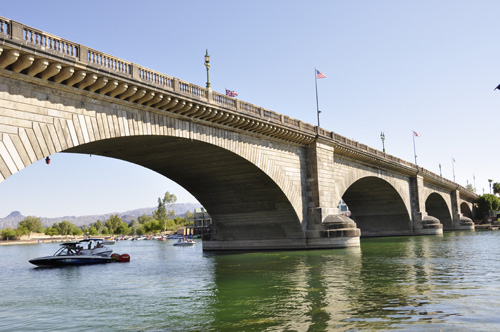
[65,136,307,250]
[342,177,412,237]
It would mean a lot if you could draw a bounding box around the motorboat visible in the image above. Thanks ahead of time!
[29,238,114,267]
[173,238,195,246]
[103,238,116,245]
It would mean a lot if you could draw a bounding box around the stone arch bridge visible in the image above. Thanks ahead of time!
[0,17,476,250]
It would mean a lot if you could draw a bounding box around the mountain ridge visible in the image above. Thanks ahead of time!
[0,203,202,229]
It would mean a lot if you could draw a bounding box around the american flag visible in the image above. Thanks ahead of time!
[413,131,420,137]
[226,89,238,97]
[316,70,326,79]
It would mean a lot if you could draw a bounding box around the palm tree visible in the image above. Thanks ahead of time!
[493,182,500,196]
[488,179,493,194]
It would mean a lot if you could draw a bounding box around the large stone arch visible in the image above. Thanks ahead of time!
[0,75,311,248]
[65,136,305,243]
[425,192,453,230]
[341,176,412,237]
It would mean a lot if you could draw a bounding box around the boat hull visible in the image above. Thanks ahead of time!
[29,255,113,268]
[173,242,195,246]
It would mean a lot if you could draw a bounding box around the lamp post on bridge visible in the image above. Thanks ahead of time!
[439,163,442,177]
[380,132,385,153]
[204,49,211,89]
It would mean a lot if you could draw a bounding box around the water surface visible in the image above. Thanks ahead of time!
[1,231,500,331]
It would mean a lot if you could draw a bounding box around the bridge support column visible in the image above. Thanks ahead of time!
[410,175,443,235]
[451,190,475,230]
[306,140,360,248]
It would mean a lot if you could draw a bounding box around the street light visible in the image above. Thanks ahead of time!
[204,49,211,89]
[439,163,442,177]
[380,132,385,153]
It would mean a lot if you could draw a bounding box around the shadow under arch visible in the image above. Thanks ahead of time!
[425,193,452,230]
[64,135,304,243]
[460,202,473,219]
[342,176,411,237]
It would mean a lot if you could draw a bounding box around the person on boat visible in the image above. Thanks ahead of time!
[96,242,102,248]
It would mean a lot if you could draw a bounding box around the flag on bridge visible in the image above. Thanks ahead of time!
[413,131,420,137]
[225,89,238,97]
[316,69,326,79]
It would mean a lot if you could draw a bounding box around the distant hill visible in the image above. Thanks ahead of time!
[0,203,201,229]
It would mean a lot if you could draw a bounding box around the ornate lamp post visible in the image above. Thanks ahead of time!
[380,132,385,153]
[204,49,211,89]
[439,163,442,177]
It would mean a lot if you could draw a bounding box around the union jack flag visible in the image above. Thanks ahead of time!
[226,89,238,97]
[413,131,420,137]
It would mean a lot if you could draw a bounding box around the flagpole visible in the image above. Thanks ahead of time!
[452,158,456,182]
[413,133,417,165]
[315,68,320,129]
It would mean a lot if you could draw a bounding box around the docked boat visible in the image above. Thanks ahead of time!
[29,238,114,267]
[173,238,195,246]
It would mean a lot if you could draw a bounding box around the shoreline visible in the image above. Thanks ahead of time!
[0,235,85,246]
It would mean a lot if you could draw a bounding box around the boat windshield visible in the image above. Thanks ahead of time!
[54,243,82,256]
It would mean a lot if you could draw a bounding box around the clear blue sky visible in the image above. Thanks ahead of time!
[0,1,499,218]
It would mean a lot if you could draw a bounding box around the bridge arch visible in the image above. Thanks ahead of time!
[65,135,306,243]
[460,202,473,219]
[341,176,412,237]
[0,74,310,247]
[425,192,452,230]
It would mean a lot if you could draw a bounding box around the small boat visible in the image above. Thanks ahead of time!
[103,238,116,245]
[29,239,114,267]
[173,238,195,246]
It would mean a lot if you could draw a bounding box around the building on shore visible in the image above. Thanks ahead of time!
[181,208,212,236]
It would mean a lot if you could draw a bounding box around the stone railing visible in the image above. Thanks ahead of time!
[0,16,475,197]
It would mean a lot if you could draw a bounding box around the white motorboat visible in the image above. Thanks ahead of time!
[173,238,195,246]
[29,238,113,267]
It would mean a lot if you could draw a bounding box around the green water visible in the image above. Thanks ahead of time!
[1,231,500,331]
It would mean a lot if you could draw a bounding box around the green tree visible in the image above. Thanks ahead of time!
[18,216,45,237]
[58,221,74,236]
[51,222,61,234]
[185,211,194,226]
[153,192,177,232]
[116,221,130,235]
[71,224,83,236]
[44,226,59,237]
[81,225,88,234]
[129,219,143,235]
[466,184,475,192]
[1,228,18,241]
[137,214,154,224]
[88,226,98,236]
[493,182,500,196]
[105,214,122,235]
[94,220,105,234]
[143,219,160,234]
[476,194,500,219]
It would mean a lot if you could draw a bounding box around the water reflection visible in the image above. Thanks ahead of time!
[207,232,500,331]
